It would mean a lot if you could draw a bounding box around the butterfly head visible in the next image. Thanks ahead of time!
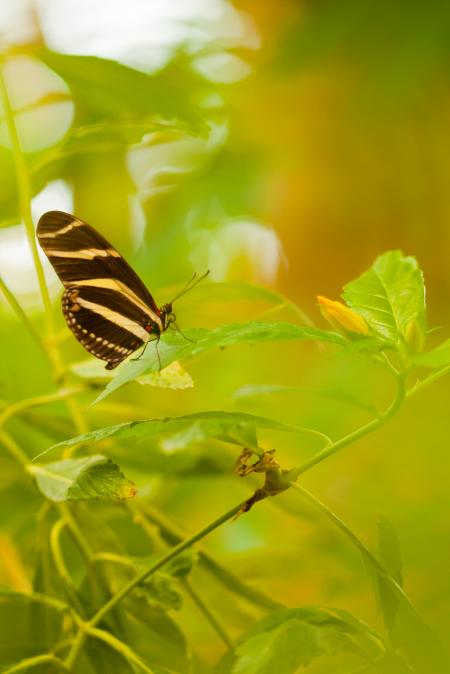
[160,303,176,330]
[158,271,210,331]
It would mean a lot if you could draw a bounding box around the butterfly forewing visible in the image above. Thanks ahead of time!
[38,211,161,369]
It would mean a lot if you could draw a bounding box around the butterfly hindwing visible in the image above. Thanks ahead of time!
[38,211,162,369]
[62,289,146,369]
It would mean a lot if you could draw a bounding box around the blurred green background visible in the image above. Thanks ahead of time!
[0,1,449,671]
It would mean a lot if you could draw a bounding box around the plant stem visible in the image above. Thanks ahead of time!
[289,484,445,667]
[57,503,94,564]
[0,387,84,432]
[406,365,450,398]
[0,431,29,466]
[0,274,50,363]
[64,502,241,670]
[13,591,70,614]
[81,624,155,674]
[0,58,87,432]
[0,63,54,336]
[291,374,406,478]
[50,519,85,616]
[139,502,283,611]
[289,484,417,613]
[3,653,67,674]
[183,578,234,649]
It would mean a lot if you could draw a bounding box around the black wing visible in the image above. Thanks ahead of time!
[37,211,159,311]
[62,289,146,369]
[38,211,161,369]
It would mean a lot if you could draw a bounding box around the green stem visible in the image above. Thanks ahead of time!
[291,374,406,478]
[0,387,84,432]
[3,654,67,674]
[347,656,387,674]
[50,520,74,587]
[81,624,155,674]
[289,484,444,667]
[0,274,50,362]
[0,430,29,466]
[50,519,85,616]
[183,578,234,649]
[10,591,70,614]
[0,60,85,413]
[139,502,283,611]
[289,484,418,614]
[0,61,91,437]
[406,365,450,398]
[64,502,241,670]
[57,503,94,564]
[129,503,234,648]
[0,63,54,336]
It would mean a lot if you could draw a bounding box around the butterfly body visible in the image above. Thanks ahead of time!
[37,211,175,369]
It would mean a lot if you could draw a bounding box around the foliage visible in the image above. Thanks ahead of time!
[218,607,384,674]
[0,8,449,674]
[28,455,137,502]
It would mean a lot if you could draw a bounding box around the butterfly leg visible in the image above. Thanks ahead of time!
[130,341,149,361]
[130,336,161,370]
[170,322,196,343]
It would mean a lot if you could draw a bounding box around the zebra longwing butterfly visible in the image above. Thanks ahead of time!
[37,211,205,370]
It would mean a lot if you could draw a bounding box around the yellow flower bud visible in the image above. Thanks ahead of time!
[405,318,425,354]
[317,296,369,335]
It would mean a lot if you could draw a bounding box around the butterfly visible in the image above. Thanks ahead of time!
[37,211,207,370]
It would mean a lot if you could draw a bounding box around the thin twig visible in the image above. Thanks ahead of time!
[0,62,54,336]
[291,374,406,478]
[183,578,234,649]
[138,502,283,611]
[64,502,242,670]
[0,274,50,363]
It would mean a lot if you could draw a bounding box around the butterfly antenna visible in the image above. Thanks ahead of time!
[170,270,210,303]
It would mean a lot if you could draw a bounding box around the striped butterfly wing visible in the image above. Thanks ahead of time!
[37,211,161,369]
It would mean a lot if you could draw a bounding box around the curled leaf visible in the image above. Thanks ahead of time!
[28,455,137,502]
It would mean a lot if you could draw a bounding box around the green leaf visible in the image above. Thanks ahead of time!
[28,455,137,502]
[95,321,345,402]
[39,50,206,129]
[86,638,136,674]
[182,282,313,325]
[343,250,426,345]
[187,281,287,305]
[370,652,417,673]
[35,411,301,461]
[221,607,383,674]
[139,572,183,611]
[378,517,403,584]
[414,338,450,368]
[233,384,379,416]
[71,358,193,390]
[30,121,191,186]
[301,488,448,674]
[164,550,198,578]
[124,597,189,672]
[375,517,403,641]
